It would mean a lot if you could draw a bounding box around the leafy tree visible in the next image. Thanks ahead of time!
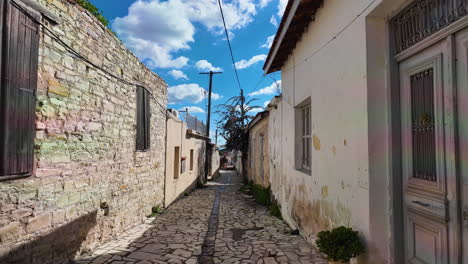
[217,95,260,160]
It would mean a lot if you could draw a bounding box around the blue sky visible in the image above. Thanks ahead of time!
[90,0,285,144]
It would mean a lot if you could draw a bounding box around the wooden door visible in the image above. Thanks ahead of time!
[0,0,40,179]
[399,37,459,264]
[455,27,468,264]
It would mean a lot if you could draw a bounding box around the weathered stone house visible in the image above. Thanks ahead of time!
[264,0,468,263]
[247,111,270,187]
[0,0,167,262]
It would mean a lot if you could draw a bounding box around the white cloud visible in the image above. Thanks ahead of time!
[235,54,267,70]
[195,60,223,72]
[248,80,281,96]
[260,0,272,8]
[113,0,193,68]
[278,0,288,17]
[179,106,205,113]
[168,70,189,80]
[249,107,264,113]
[261,35,275,49]
[269,15,277,27]
[113,0,269,69]
[168,83,221,104]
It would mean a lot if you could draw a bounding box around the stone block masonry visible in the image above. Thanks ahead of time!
[0,0,167,263]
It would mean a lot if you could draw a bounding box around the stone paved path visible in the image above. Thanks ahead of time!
[75,171,326,264]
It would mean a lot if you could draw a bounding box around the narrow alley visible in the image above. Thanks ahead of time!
[75,171,326,264]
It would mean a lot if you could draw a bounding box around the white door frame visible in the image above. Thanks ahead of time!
[391,15,464,264]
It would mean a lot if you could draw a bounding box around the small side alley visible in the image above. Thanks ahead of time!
[76,170,326,264]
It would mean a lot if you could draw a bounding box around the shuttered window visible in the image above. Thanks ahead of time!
[136,86,150,151]
[0,1,40,180]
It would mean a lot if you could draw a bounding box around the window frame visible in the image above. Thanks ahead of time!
[136,86,151,151]
[190,149,194,171]
[174,146,180,179]
[295,98,312,175]
[0,1,40,181]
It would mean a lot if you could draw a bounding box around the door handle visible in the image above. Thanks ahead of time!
[412,200,431,207]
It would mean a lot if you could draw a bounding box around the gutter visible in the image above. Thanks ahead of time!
[263,0,301,74]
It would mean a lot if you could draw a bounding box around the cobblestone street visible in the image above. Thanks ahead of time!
[76,171,326,264]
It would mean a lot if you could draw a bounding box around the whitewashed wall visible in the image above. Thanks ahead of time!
[165,114,206,206]
[267,0,404,263]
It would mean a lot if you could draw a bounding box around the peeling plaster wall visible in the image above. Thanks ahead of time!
[0,0,167,262]
[165,114,207,207]
[208,145,220,180]
[247,117,270,187]
[269,0,394,263]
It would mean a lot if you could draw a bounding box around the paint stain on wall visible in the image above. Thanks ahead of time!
[313,134,321,150]
[344,139,347,146]
[331,146,336,156]
[321,186,328,198]
[291,197,330,237]
[291,197,352,238]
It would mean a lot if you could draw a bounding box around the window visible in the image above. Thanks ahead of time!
[136,86,150,151]
[174,147,180,179]
[295,99,311,173]
[0,1,40,180]
[249,138,252,168]
[410,69,436,181]
[181,158,186,174]
[190,149,194,171]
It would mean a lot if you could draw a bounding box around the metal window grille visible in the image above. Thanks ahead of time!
[392,0,468,53]
[302,105,311,171]
[410,69,437,182]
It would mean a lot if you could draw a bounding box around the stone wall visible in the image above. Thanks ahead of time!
[0,0,167,262]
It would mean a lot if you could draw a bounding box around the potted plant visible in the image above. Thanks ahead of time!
[316,226,365,264]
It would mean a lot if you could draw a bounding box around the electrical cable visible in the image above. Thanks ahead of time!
[11,0,168,115]
[280,0,378,74]
[217,0,242,92]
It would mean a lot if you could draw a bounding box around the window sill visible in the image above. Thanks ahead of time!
[135,149,150,152]
[0,173,32,182]
[295,168,311,176]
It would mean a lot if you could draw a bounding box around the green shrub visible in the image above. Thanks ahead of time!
[76,0,109,27]
[269,202,282,219]
[316,226,365,263]
[147,205,163,217]
[250,184,271,206]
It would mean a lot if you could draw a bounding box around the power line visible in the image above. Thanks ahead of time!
[281,0,377,74]
[217,0,242,92]
[11,0,168,115]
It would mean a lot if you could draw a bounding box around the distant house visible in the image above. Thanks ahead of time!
[0,0,166,262]
[247,111,270,187]
[165,110,219,206]
[264,0,468,263]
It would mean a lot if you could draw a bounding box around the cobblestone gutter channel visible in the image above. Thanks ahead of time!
[77,171,327,263]
[199,172,231,264]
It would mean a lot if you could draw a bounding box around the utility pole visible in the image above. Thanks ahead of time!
[215,129,218,145]
[240,89,245,125]
[199,71,222,183]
